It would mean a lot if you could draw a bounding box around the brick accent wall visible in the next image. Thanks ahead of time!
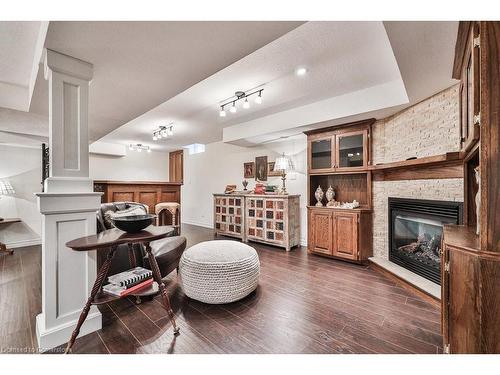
[372,84,461,163]
[372,85,464,259]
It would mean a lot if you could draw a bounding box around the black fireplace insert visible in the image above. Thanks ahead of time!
[388,197,463,285]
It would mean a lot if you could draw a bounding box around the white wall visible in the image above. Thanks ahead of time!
[0,144,43,239]
[89,149,169,181]
[181,135,308,245]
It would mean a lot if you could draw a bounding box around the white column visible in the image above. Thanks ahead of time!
[35,49,102,351]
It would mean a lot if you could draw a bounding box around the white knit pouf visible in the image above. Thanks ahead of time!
[179,240,260,304]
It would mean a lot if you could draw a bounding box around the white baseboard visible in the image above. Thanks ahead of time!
[36,310,102,352]
[181,219,213,229]
[5,238,41,249]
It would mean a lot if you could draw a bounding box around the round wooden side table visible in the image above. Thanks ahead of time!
[64,226,179,353]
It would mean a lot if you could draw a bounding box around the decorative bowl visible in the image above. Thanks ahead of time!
[111,214,156,233]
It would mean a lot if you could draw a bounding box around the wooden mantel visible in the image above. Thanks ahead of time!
[93,180,181,214]
[370,152,464,181]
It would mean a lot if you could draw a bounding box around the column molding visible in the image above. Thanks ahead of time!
[43,49,93,193]
[36,49,102,351]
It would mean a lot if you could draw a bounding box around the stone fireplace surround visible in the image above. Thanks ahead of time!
[369,85,464,298]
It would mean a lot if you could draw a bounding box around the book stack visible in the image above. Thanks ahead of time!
[103,267,154,297]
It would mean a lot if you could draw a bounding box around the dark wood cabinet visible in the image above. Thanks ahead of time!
[442,21,500,354]
[169,150,183,183]
[442,226,500,353]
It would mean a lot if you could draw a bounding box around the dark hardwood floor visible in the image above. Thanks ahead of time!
[0,224,443,354]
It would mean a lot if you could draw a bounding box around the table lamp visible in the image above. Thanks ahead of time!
[0,180,15,222]
[275,153,294,195]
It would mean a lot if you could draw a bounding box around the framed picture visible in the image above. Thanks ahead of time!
[268,162,281,177]
[255,156,268,181]
[243,162,255,178]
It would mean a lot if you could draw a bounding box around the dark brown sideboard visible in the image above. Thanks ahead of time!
[93,180,181,214]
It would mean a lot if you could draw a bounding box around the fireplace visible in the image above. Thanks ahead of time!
[388,198,463,285]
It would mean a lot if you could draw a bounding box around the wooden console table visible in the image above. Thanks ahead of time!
[65,226,179,353]
[0,218,21,255]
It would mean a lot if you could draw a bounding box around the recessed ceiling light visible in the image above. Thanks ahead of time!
[296,67,308,76]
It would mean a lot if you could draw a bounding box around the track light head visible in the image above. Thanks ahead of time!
[243,98,250,109]
[255,92,263,104]
[229,102,237,113]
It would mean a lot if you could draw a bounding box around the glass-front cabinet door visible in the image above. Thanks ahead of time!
[335,130,368,169]
[309,136,335,172]
[459,22,480,153]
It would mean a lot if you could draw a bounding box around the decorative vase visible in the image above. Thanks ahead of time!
[475,166,480,235]
[242,180,248,191]
[315,186,324,207]
[326,186,336,206]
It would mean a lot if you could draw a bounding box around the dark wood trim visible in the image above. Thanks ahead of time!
[369,260,440,308]
[303,118,376,136]
[370,153,463,181]
[372,162,463,181]
[370,152,461,171]
[93,180,182,186]
[480,22,500,252]
[453,21,473,79]
[169,149,184,183]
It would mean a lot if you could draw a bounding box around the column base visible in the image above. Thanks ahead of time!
[36,308,102,353]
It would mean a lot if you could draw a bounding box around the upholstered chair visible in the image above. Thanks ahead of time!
[96,201,186,279]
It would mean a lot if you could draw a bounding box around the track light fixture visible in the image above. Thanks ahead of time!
[129,144,151,153]
[152,124,174,141]
[219,89,264,116]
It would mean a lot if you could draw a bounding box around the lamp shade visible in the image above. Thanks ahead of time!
[275,153,294,172]
[0,180,15,195]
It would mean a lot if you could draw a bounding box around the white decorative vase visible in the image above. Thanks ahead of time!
[326,186,335,206]
[315,186,324,207]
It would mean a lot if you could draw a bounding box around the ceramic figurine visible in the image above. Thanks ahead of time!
[340,200,360,209]
[326,186,336,206]
[475,166,480,235]
[242,180,248,191]
[315,185,324,207]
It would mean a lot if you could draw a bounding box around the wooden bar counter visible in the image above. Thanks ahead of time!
[94,180,181,214]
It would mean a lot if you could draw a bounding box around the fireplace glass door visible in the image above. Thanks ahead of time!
[388,198,463,285]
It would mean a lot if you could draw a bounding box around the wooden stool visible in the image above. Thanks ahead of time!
[155,202,181,234]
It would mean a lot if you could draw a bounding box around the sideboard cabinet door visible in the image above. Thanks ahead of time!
[309,209,333,255]
[332,211,359,260]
